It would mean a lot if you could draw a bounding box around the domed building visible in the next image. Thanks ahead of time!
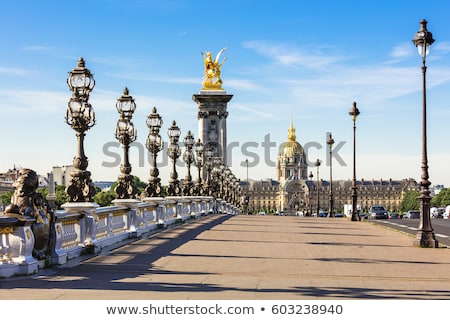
[276,118,307,181]
[244,119,310,214]
[241,119,419,215]
[275,118,309,213]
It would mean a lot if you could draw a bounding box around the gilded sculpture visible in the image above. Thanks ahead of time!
[201,48,227,90]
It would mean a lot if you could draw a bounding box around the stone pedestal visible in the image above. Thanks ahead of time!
[193,90,233,174]
[112,199,140,236]
[0,215,38,277]
[142,197,165,228]
[183,196,203,218]
[162,197,178,226]
[61,202,100,252]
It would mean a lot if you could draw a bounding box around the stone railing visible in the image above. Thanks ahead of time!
[1,196,239,278]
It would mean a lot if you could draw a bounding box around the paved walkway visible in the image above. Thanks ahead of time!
[1,214,450,300]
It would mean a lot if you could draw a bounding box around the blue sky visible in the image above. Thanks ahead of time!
[1,0,450,188]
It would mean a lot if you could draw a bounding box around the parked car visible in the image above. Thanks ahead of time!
[319,211,329,217]
[444,206,450,219]
[389,212,401,219]
[369,205,388,219]
[430,207,444,218]
[358,211,368,219]
[405,210,420,219]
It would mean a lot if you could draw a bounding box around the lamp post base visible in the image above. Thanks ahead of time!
[413,231,439,248]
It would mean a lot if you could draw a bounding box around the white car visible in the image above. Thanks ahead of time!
[444,205,450,219]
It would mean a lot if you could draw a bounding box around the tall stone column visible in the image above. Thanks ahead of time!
[193,90,233,179]
[195,48,233,180]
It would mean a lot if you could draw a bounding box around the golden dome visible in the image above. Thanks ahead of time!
[279,118,304,157]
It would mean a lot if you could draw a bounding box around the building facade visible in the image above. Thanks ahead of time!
[241,121,420,214]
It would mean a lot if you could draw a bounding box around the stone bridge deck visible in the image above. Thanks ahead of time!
[1,214,450,300]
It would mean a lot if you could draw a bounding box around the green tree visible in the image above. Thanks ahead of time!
[55,185,68,209]
[400,189,420,212]
[133,175,147,195]
[93,189,116,207]
[431,188,450,207]
[1,190,13,207]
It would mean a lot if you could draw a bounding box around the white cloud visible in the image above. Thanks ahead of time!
[390,43,413,59]
[23,46,51,52]
[0,67,30,75]
[434,41,450,54]
[0,89,66,114]
[242,40,344,70]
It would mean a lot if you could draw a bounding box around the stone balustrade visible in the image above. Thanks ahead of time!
[0,196,238,278]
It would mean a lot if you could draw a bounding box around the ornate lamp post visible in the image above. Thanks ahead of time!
[167,120,181,196]
[349,101,360,221]
[309,171,313,216]
[203,146,214,195]
[182,130,195,196]
[194,139,204,195]
[114,88,137,199]
[223,166,232,200]
[245,158,249,184]
[412,19,438,247]
[142,107,163,198]
[315,159,321,216]
[327,133,335,217]
[65,57,96,202]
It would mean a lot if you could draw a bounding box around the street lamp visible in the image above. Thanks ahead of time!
[114,87,137,199]
[142,107,163,198]
[309,171,313,216]
[327,133,335,217]
[349,101,360,221]
[245,158,249,184]
[194,138,204,195]
[167,120,181,196]
[182,130,195,196]
[64,57,96,202]
[412,19,438,247]
[315,159,321,216]
[204,146,214,195]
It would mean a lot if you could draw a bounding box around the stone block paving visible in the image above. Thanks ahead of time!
[1,214,450,300]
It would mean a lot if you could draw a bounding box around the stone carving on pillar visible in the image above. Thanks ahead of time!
[198,111,209,119]
[3,168,51,259]
[218,111,228,119]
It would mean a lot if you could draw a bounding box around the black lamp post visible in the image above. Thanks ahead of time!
[327,133,335,217]
[203,147,214,196]
[194,138,204,196]
[245,158,249,184]
[114,87,137,199]
[182,130,195,196]
[142,107,163,198]
[167,120,181,196]
[349,101,360,221]
[309,171,313,216]
[412,19,438,248]
[65,57,96,202]
[315,159,321,216]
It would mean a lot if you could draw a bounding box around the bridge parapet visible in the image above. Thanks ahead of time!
[1,195,238,278]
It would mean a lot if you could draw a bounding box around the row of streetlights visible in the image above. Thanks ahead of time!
[307,103,358,219]
[312,20,438,248]
[64,58,240,204]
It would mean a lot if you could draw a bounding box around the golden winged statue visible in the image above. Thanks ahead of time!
[201,48,227,90]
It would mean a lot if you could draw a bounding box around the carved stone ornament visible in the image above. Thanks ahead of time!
[3,168,51,259]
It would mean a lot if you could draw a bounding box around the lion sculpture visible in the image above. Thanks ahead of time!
[3,168,51,259]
